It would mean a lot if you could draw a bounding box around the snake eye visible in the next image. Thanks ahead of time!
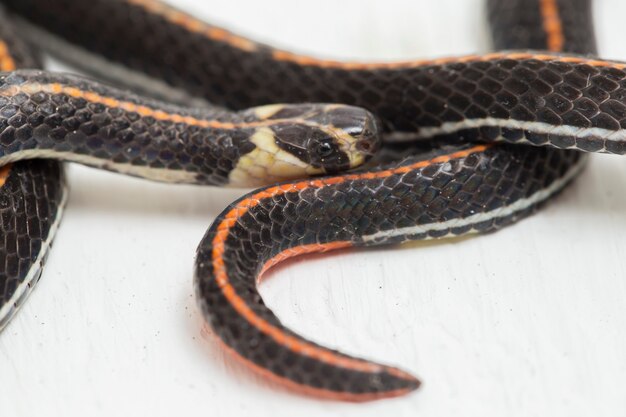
[315,141,334,158]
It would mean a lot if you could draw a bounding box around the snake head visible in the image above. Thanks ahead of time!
[233,103,380,184]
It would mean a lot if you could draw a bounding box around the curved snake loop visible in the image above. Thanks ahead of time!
[0,0,614,401]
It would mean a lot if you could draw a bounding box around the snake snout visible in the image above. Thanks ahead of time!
[321,105,382,169]
[354,113,382,156]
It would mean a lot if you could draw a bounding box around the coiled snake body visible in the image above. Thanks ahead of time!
[0,0,618,401]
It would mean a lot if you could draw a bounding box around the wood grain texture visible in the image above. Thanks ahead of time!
[1,0,626,415]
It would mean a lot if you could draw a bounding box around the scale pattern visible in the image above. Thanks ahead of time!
[0,161,65,329]
[1,0,620,154]
[0,8,66,330]
[0,0,604,401]
[195,144,583,399]
[189,0,598,399]
[487,0,596,54]
[0,70,378,185]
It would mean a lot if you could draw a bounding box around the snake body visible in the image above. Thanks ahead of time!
[0,9,66,331]
[0,70,378,186]
[0,0,614,402]
[0,25,379,328]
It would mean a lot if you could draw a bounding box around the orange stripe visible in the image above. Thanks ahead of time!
[0,42,16,185]
[539,0,564,52]
[45,83,248,129]
[0,163,12,187]
[0,41,16,72]
[211,144,490,374]
[1,83,309,130]
[126,0,257,52]
[271,50,626,71]
[209,327,418,402]
[258,241,353,279]
[125,1,616,71]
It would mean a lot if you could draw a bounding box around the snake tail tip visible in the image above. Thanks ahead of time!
[213,330,420,401]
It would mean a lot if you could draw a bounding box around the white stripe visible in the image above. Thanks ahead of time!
[361,156,587,243]
[0,150,198,184]
[387,117,624,148]
[0,172,69,329]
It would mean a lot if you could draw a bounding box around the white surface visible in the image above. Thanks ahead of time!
[2,1,626,416]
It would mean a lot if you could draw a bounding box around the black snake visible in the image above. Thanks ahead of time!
[0,0,616,401]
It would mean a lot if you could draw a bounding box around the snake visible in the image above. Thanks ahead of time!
[0,14,380,329]
[0,0,618,402]
[0,8,66,330]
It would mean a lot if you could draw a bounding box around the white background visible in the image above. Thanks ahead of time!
[2,1,626,416]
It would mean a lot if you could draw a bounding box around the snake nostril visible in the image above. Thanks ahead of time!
[357,138,378,155]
